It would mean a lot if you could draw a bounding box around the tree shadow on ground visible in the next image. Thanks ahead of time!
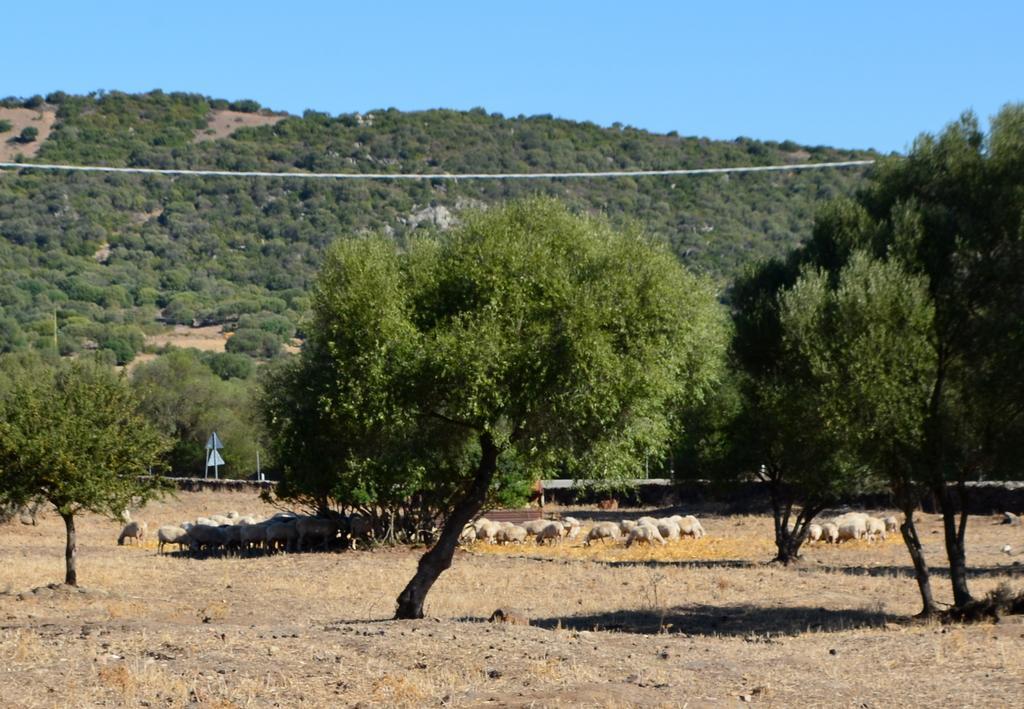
[529,602,897,636]
[804,563,1024,580]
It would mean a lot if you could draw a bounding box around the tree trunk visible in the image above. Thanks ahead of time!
[61,511,78,586]
[898,508,937,617]
[938,483,973,607]
[773,506,819,565]
[395,433,499,619]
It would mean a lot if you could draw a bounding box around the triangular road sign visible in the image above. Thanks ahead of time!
[207,449,225,467]
[206,432,224,450]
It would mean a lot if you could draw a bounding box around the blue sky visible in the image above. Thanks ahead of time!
[5,1,1022,153]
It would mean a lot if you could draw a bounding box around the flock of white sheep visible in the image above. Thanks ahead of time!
[461,513,707,548]
[116,509,371,556]
[115,507,900,557]
[808,512,899,544]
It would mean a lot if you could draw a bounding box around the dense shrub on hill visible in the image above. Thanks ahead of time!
[0,90,875,358]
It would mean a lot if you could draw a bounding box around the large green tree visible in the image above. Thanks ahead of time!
[265,198,727,618]
[805,107,1024,608]
[0,358,169,585]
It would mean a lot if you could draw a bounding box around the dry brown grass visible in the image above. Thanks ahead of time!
[145,324,231,353]
[0,105,57,161]
[2,491,1023,706]
[193,110,285,143]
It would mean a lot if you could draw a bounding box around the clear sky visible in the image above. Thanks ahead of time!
[5,1,1022,154]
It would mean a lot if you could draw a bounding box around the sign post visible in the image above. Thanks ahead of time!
[205,432,224,479]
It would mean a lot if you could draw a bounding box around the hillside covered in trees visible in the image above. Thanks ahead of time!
[0,90,876,364]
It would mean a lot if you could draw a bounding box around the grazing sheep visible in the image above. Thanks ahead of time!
[535,521,565,545]
[472,517,492,533]
[625,524,667,548]
[117,520,147,546]
[671,515,706,539]
[239,521,269,553]
[619,519,638,535]
[265,521,299,553]
[195,517,216,527]
[656,520,681,541]
[521,519,551,536]
[187,524,226,555]
[458,524,477,545]
[221,524,243,554]
[209,514,233,526]
[476,521,502,544]
[837,519,867,542]
[565,525,581,541]
[865,517,887,542]
[296,517,338,551]
[821,522,840,544]
[496,525,528,545]
[156,525,189,554]
[808,523,823,543]
[585,522,621,546]
[562,516,581,529]
[636,516,660,528]
[347,514,373,547]
[883,516,899,533]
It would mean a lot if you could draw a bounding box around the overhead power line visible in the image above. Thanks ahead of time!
[0,159,875,181]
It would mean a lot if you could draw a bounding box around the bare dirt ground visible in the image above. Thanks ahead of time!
[193,110,285,143]
[0,106,57,161]
[2,491,1023,707]
[146,325,230,353]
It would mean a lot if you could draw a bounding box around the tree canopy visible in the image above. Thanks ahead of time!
[0,357,169,584]
[262,198,728,617]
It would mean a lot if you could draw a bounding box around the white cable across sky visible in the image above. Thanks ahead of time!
[0,159,875,181]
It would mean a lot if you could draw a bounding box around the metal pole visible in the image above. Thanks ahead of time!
[256,449,262,481]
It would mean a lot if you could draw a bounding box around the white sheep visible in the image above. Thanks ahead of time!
[671,515,706,539]
[535,521,565,545]
[156,525,189,554]
[656,519,681,541]
[472,517,492,533]
[821,522,840,544]
[585,522,621,546]
[475,521,502,544]
[636,516,660,528]
[117,520,147,546]
[865,517,887,542]
[837,519,867,542]
[520,519,550,536]
[808,523,823,543]
[458,524,477,545]
[619,519,638,535]
[883,515,899,533]
[496,525,528,545]
[625,524,666,547]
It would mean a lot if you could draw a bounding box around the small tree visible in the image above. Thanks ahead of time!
[726,258,870,564]
[264,199,728,618]
[783,253,940,614]
[0,359,169,586]
[18,126,38,143]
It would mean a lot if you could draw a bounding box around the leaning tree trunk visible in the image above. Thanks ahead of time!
[395,433,499,619]
[938,482,973,608]
[61,510,78,586]
[898,507,937,617]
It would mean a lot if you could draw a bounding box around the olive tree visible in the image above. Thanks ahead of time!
[0,358,169,586]
[782,253,940,614]
[264,198,728,619]
[806,107,1024,608]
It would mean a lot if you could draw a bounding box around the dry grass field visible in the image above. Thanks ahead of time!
[2,491,1023,707]
[0,106,57,162]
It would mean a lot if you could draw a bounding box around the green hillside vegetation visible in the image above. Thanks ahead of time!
[0,90,875,367]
